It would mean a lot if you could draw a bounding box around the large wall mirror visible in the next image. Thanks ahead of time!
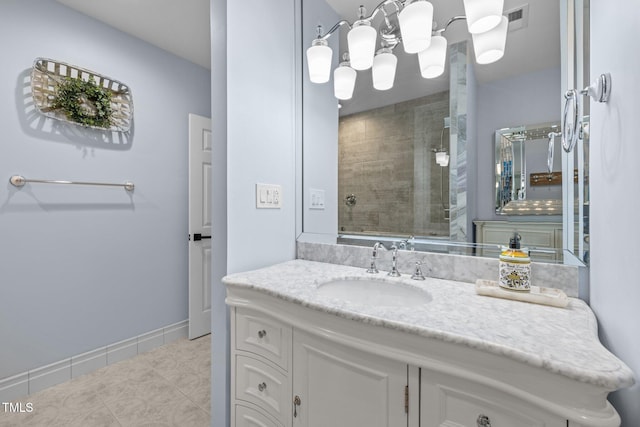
[301,0,589,265]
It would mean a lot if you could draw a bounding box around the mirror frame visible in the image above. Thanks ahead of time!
[495,121,563,215]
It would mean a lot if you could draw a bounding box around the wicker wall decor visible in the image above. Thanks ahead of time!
[30,58,133,132]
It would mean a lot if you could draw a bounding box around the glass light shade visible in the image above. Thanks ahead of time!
[372,50,397,91]
[306,40,332,84]
[463,0,504,34]
[348,21,377,70]
[435,151,448,166]
[334,63,357,100]
[417,35,447,79]
[472,16,508,64]
[398,1,434,54]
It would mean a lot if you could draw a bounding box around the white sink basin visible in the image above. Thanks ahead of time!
[317,278,432,307]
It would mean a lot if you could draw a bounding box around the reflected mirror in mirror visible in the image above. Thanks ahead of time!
[495,122,562,215]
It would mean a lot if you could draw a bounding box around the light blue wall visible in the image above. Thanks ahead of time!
[226,0,298,275]
[211,0,300,425]
[590,1,640,424]
[476,67,561,221]
[0,0,211,380]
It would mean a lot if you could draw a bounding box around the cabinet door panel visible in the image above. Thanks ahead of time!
[292,329,407,427]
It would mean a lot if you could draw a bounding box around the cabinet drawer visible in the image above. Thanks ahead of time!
[421,371,565,427]
[236,355,290,426]
[236,308,291,370]
[235,404,281,427]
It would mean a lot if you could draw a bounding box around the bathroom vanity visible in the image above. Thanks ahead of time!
[223,260,634,427]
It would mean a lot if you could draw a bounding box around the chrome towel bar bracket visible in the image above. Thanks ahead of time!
[9,175,134,192]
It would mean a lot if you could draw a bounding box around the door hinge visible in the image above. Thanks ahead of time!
[404,385,409,414]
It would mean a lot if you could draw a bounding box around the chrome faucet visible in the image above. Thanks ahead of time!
[398,236,414,251]
[388,245,401,277]
[366,242,385,273]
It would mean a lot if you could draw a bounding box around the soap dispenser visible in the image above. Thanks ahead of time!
[499,233,531,291]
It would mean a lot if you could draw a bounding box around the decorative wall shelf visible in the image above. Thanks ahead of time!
[529,169,586,187]
[30,58,133,132]
[530,171,563,186]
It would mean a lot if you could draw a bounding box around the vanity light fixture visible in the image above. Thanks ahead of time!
[307,38,333,83]
[463,0,504,34]
[306,0,508,99]
[398,0,434,54]
[435,149,449,167]
[334,54,357,100]
[471,15,509,64]
[372,47,398,90]
[348,7,378,70]
[418,34,447,78]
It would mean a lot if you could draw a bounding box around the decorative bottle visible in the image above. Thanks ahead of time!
[499,233,531,292]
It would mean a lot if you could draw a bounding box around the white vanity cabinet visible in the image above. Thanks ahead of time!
[225,260,633,427]
[231,306,409,427]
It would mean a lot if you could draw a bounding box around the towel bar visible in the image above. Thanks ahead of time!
[9,175,134,192]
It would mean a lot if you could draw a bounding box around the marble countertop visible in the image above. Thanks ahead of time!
[223,259,634,391]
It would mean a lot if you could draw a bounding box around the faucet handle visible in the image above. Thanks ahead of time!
[366,258,379,274]
[411,261,426,281]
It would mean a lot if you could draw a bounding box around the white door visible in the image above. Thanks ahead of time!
[188,113,212,339]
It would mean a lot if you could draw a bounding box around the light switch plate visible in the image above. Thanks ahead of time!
[310,188,325,210]
[256,183,282,209]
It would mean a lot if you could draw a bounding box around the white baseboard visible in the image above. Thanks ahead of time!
[0,319,189,402]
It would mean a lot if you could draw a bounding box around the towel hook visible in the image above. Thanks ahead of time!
[562,73,611,154]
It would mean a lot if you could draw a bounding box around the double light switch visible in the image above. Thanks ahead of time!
[256,183,282,209]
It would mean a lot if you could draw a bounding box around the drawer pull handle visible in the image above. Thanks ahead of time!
[293,395,301,417]
[477,414,491,427]
[258,330,267,338]
[258,382,267,392]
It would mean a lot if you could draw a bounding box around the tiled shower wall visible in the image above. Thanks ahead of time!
[338,91,450,236]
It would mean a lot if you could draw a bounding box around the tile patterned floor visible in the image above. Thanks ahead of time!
[0,335,211,427]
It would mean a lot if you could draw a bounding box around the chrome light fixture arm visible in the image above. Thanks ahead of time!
[439,15,467,33]
[316,0,403,42]
[316,21,351,41]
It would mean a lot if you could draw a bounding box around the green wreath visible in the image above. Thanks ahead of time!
[51,76,113,129]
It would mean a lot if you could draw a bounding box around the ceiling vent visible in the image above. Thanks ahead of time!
[506,4,529,32]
